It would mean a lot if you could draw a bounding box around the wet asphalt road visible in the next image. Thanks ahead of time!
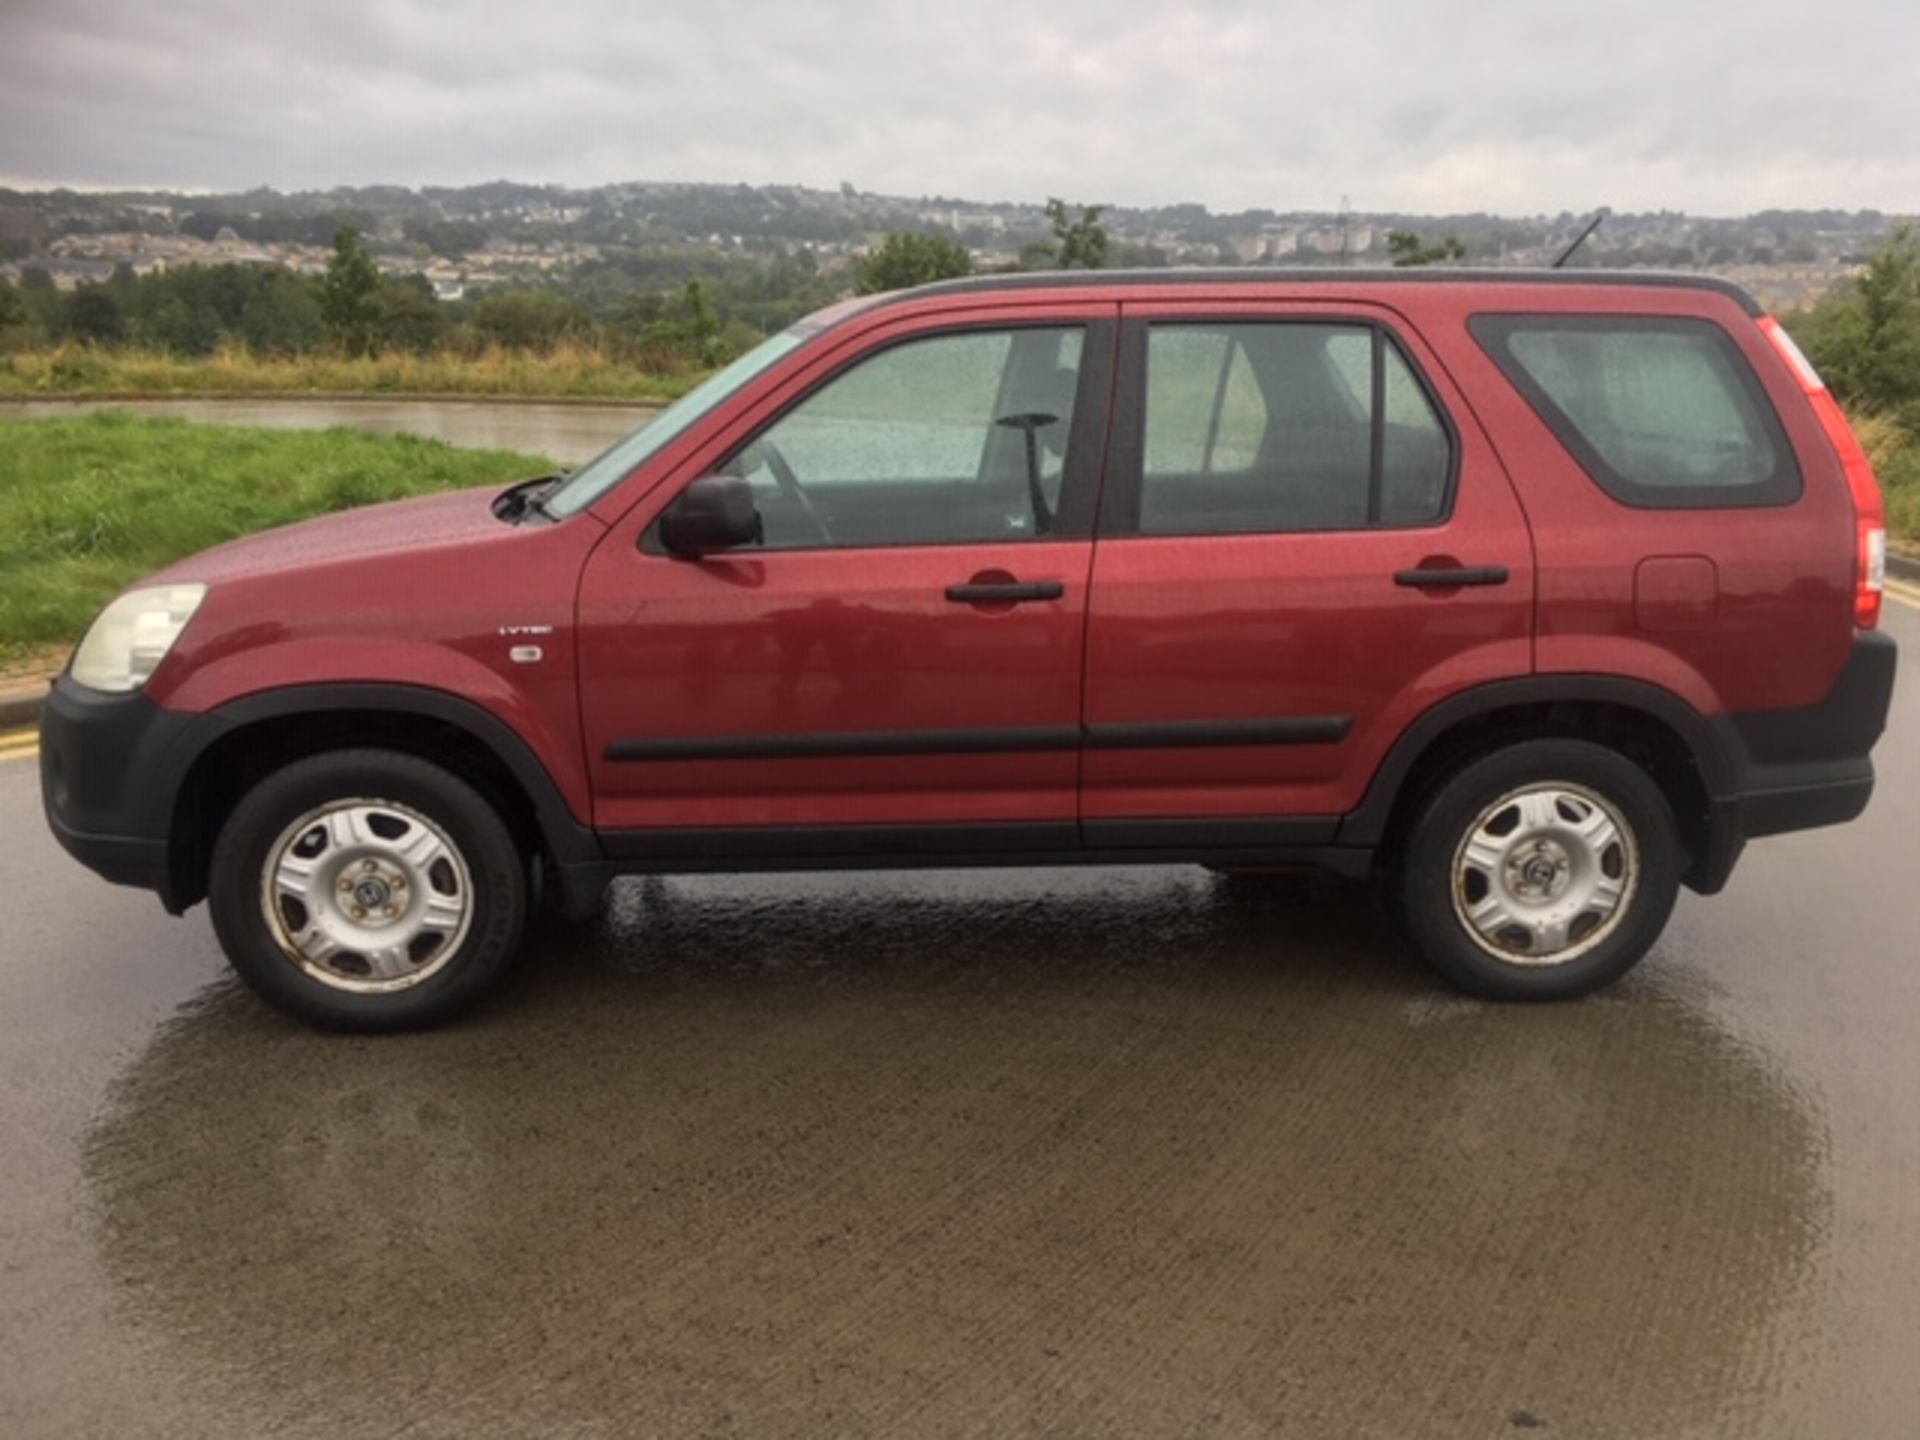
[1,600,1916,1438]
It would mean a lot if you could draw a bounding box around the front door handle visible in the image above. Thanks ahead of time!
[1394,565,1510,589]
[945,580,1065,604]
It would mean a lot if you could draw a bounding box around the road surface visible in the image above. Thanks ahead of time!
[1,593,1916,1437]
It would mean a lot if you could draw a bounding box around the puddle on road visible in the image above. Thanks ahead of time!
[82,868,1826,1437]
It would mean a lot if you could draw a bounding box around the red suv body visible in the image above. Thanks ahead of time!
[40,270,1897,1028]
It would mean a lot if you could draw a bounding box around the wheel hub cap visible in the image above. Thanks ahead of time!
[1451,783,1639,967]
[260,798,474,994]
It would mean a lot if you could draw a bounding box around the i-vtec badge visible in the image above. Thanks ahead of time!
[500,624,552,665]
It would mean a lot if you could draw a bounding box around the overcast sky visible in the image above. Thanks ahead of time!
[1,0,1915,215]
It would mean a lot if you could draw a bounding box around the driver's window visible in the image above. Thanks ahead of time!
[724,326,1085,549]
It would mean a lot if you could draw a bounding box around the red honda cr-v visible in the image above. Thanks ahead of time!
[40,269,1897,1028]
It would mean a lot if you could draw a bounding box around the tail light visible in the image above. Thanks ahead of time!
[1759,316,1886,629]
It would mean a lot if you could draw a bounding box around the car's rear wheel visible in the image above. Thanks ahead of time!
[1399,739,1681,1000]
[209,749,527,1030]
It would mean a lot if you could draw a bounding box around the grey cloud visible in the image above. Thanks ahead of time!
[2,0,1916,213]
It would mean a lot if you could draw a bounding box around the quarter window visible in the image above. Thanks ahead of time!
[1470,315,1800,507]
[723,327,1085,549]
[1138,323,1452,535]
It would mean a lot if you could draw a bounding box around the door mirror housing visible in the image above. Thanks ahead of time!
[658,474,763,557]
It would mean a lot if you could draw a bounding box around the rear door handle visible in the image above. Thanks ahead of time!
[1394,565,1510,588]
[945,580,1065,604]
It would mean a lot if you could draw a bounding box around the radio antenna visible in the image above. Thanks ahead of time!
[1552,208,1611,269]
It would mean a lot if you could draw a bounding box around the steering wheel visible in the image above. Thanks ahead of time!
[754,438,832,545]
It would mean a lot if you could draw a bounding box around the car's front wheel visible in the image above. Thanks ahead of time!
[208,749,528,1030]
[1398,739,1682,1000]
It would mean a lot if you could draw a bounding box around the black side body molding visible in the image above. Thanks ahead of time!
[606,726,1082,763]
[606,716,1352,763]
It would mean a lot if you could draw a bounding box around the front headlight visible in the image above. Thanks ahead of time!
[71,584,208,693]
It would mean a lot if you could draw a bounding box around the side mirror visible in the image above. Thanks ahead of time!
[659,474,763,557]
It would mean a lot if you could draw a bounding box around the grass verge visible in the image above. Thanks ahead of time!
[0,413,555,666]
[0,342,704,403]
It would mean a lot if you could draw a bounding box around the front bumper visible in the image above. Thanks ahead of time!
[39,675,199,910]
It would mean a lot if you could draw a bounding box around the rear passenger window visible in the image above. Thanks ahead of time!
[1470,315,1800,508]
[1139,323,1452,535]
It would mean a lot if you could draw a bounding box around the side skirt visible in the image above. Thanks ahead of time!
[587,818,1371,880]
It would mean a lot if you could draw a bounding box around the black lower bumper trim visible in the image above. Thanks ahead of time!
[1739,767,1876,839]
[39,677,198,909]
[1690,631,1894,891]
[1727,631,1897,767]
[44,809,172,895]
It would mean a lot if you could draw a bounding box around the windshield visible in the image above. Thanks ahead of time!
[542,328,809,518]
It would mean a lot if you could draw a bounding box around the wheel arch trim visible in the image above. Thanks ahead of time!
[168,682,603,870]
[1336,674,1733,849]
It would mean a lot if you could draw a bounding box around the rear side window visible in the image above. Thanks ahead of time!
[1470,315,1800,508]
[1138,322,1453,535]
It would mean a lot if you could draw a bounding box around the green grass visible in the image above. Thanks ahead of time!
[0,413,555,666]
[0,342,706,402]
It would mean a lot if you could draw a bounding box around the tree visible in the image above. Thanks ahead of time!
[623,278,729,367]
[1850,224,1920,413]
[371,275,447,355]
[0,276,23,330]
[1045,198,1108,270]
[318,225,384,355]
[403,216,489,257]
[238,270,327,355]
[856,232,972,294]
[60,283,127,344]
[13,267,63,334]
[138,293,213,355]
[672,277,723,365]
[1386,230,1467,267]
[1789,225,1920,415]
[177,211,225,242]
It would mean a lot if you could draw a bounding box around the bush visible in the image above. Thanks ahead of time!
[1855,412,1920,552]
[470,290,591,353]
[857,232,972,294]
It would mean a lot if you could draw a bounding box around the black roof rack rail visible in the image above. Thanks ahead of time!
[881,266,1764,317]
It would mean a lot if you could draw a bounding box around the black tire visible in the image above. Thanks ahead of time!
[1398,739,1681,1001]
[208,749,528,1031]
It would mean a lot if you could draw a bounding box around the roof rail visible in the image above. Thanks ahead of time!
[884,266,1764,316]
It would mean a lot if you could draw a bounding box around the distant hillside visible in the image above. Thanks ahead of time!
[1,180,1901,292]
